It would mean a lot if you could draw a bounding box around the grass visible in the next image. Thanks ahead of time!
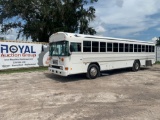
[155,61,160,64]
[1,61,160,74]
[0,66,48,74]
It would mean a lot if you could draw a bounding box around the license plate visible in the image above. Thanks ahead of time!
[53,60,58,65]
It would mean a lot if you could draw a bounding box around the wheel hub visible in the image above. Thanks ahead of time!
[90,67,97,77]
[135,63,139,70]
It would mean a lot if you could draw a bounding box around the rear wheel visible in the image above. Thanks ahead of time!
[132,61,140,72]
[86,64,100,79]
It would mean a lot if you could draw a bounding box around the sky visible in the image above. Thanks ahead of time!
[1,0,160,42]
[91,0,160,42]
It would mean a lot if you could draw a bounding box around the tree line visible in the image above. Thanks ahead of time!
[0,0,98,42]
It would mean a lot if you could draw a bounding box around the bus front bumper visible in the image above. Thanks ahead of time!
[48,67,68,76]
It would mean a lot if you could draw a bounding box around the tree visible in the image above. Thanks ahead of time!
[0,0,98,42]
[156,37,160,46]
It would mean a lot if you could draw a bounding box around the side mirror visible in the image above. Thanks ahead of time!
[42,45,44,52]
[68,52,71,56]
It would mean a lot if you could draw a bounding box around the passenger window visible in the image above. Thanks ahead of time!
[113,43,118,52]
[134,44,138,52]
[149,46,152,52]
[125,44,129,52]
[146,45,149,52]
[142,45,145,52]
[119,43,124,52]
[92,41,99,52]
[83,41,91,52]
[129,44,133,52]
[100,42,106,52]
[138,45,141,52]
[70,42,81,52]
[152,46,155,52]
[107,43,112,52]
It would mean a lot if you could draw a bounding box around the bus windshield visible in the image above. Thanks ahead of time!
[49,41,69,56]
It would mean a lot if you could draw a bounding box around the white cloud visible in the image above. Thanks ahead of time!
[93,0,160,38]
[96,26,106,33]
[152,37,158,43]
[1,0,160,41]
[152,37,157,41]
[156,28,160,31]
[0,26,18,40]
[5,28,19,40]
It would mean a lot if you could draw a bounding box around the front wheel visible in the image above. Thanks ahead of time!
[86,64,100,79]
[132,61,140,72]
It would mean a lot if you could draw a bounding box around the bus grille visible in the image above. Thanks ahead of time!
[52,65,61,69]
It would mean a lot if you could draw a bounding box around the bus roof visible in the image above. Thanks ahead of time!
[50,32,155,44]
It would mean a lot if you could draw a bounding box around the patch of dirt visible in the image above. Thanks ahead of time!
[0,65,160,120]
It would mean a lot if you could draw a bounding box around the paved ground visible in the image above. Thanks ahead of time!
[0,65,160,120]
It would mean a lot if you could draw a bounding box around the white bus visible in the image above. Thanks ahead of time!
[48,32,155,79]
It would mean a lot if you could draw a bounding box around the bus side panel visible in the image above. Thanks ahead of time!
[69,54,88,75]
[82,53,155,71]
[99,60,134,70]
[140,60,145,66]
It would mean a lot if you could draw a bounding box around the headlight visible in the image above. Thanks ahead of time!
[60,66,63,70]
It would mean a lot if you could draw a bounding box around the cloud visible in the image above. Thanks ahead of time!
[0,25,18,40]
[152,37,157,41]
[156,27,160,31]
[5,28,19,40]
[97,26,106,32]
[115,0,124,8]
[90,18,107,35]
[1,0,160,41]
[93,0,160,39]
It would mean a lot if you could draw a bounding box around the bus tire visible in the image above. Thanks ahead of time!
[132,60,140,72]
[86,64,100,79]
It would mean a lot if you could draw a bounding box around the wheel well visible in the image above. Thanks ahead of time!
[135,59,141,66]
[89,62,100,71]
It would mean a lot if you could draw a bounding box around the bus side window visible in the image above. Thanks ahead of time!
[92,41,99,52]
[146,45,149,52]
[152,46,155,52]
[138,45,141,52]
[78,44,81,51]
[125,44,129,52]
[113,43,118,52]
[107,43,112,52]
[83,41,91,52]
[142,45,145,52]
[149,46,152,52]
[100,42,106,52]
[119,43,124,52]
[134,44,138,52]
[129,44,133,52]
[70,42,81,52]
